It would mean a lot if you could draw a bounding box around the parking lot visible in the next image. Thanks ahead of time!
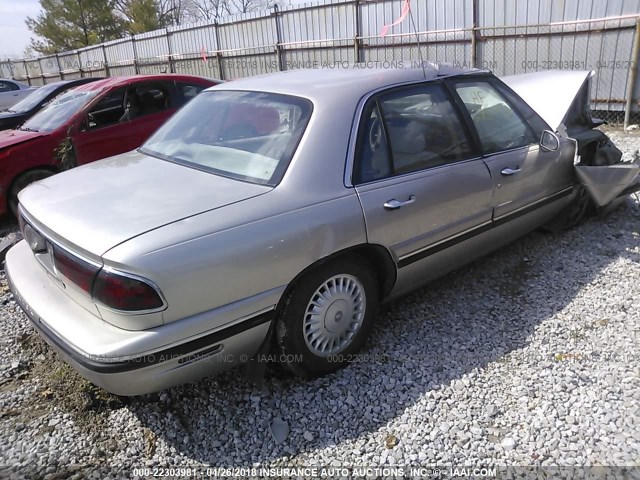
[0,127,638,478]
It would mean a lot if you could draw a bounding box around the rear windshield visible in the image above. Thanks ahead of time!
[140,90,313,186]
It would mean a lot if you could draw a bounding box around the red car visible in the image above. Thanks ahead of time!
[0,74,219,216]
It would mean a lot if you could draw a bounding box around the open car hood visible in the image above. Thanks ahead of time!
[504,70,640,207]
[502,70,594,131]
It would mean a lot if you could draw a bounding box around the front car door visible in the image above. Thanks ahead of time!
[353,83,494,294]
[449,77,575,220]
[73,81,177,165]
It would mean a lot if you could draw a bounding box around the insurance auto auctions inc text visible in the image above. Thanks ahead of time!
[134,466,498,478]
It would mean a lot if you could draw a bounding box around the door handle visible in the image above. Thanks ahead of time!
[501,167,521,176]
[384,195,416,210]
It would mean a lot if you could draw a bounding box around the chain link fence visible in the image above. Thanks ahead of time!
[1,0,639,126]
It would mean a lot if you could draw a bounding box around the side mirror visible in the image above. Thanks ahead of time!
[540,130,559,152]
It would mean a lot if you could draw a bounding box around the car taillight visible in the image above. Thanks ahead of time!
[52,246,100,293]
[92,269,164,312]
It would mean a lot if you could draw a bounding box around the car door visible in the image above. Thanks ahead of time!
[73,82,176,165]
[0,80,21,110]
[354,83,494,266]
[450,78,574,220]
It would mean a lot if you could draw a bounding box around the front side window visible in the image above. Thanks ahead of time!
[141,90,313,185]
[88,83,172,129]
[355,84,474,183]
[87,88,126,129]
[454,81,538,154]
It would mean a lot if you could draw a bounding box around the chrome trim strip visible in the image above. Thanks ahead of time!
[397,219,493,263]
[398,186,574,268]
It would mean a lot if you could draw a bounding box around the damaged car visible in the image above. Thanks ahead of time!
[503,70,640,225]
[0,74,219,216]
[5,64,639,396]
[0,78,103,132]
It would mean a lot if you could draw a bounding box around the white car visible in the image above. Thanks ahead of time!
[0,79,37,111]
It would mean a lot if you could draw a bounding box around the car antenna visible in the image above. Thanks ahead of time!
[380,0,428,78]
[408,5,428,79]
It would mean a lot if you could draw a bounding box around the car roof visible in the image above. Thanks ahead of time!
[70,74,215,93]
[0,78,27,85]
[40,77,103,88]
[213,63,487,100]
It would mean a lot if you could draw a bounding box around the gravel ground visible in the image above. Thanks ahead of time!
[0,127,639,478]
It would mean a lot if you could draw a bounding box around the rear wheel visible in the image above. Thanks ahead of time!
[276,257,379,376]
[8,169,54,217]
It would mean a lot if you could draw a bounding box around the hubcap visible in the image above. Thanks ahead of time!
[303,274,366,356]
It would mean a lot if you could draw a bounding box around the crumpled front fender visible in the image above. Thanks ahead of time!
[575,158,640,207]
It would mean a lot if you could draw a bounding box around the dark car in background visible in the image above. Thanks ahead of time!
[0,74,220,216]
[0,78,104,131]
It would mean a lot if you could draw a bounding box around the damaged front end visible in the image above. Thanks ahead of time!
[504,70,640,210]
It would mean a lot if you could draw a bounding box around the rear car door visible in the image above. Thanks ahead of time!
[73,81,176,165]
[450,78,575,220]
[354,83,494,265]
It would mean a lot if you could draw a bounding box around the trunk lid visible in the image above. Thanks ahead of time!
[18,150,272,256]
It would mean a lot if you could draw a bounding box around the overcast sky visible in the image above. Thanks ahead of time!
[0,0,42,58]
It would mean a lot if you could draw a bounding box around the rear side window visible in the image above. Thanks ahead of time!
[0,81,19,92]
[453,81,538,154]
[355,103,392,183]
[355,83,475,184]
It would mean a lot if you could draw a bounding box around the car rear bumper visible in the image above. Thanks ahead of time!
[5,240,273,396]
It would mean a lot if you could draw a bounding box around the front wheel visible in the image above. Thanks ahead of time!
[8,169,54,217]
[276,257,379,376]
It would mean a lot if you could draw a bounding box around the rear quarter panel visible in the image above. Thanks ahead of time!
[102,189,367,327]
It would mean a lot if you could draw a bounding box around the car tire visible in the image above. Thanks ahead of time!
[8,169,54,217]
[276,256,379,376]
[543,184,590,232]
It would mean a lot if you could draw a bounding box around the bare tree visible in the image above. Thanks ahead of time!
[228,0,258,14]
[157,0,190,25]
[188,0,229,22]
